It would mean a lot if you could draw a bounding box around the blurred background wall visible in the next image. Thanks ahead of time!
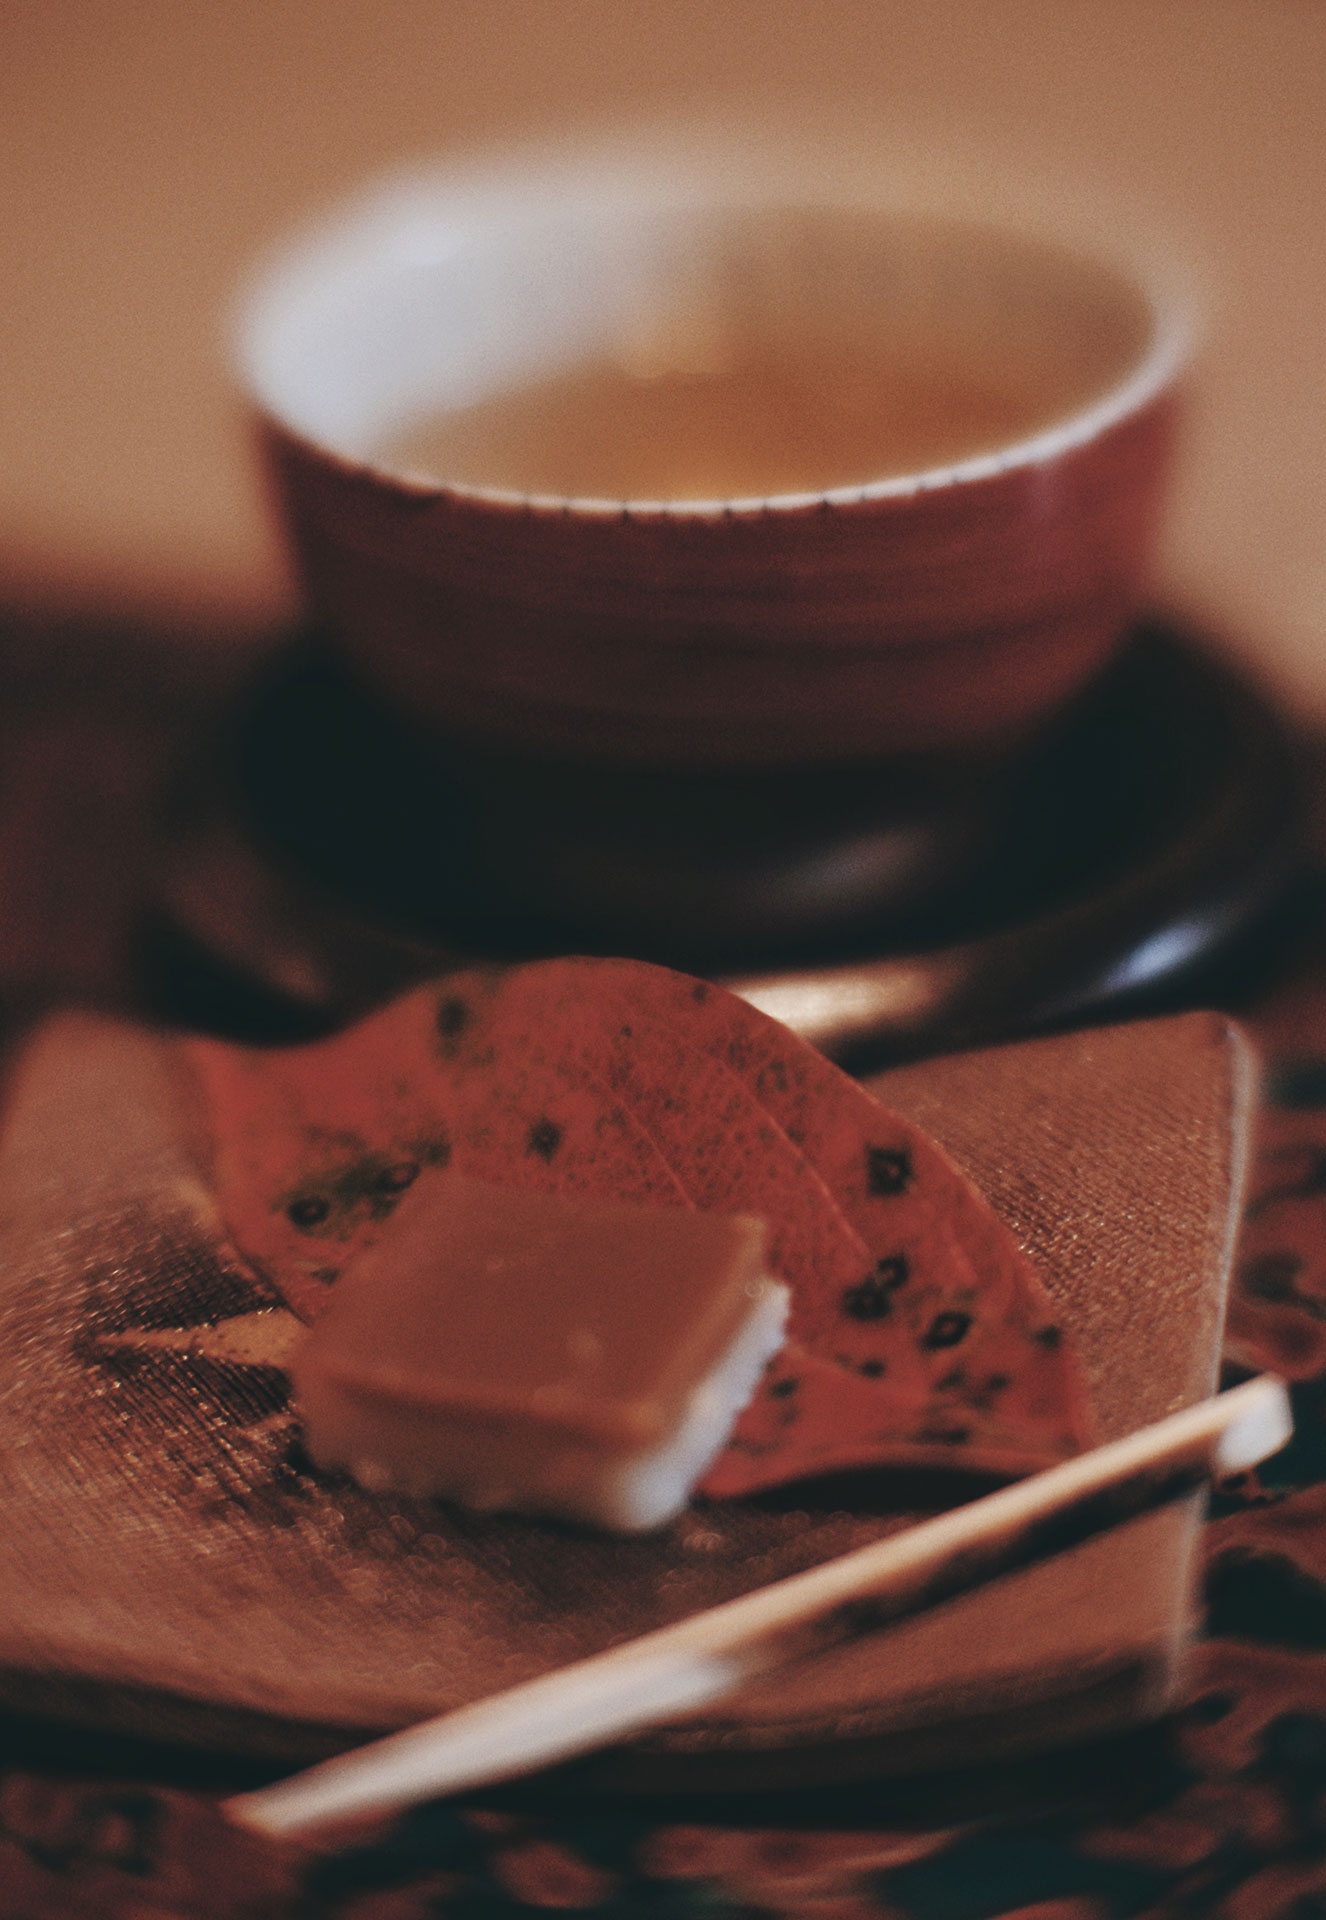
[0,0,1322,712]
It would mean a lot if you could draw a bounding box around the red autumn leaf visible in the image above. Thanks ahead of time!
[430,967,898,1371]
[183,957,1092,1499]
[441,960,1095,1476]
[187,990,689,1322]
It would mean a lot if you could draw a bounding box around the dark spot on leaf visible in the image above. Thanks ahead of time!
[949,1370,1012,1412]
[769,1376,799,1398]
[922,1310,973,1350]
[526,1117,563,1161]
[287,1195,331,1230]
[865,1146,912,1196]
[281,1139,448,1237]
[841,1254,910,1322]
[436,997,470,1043]
[1034,1324,1063,1349]
[376,1161,420,1194]
[419,1132,451,1169]
[859,1358,886,1379]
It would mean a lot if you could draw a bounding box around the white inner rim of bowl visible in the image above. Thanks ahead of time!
[238,191,1189,515]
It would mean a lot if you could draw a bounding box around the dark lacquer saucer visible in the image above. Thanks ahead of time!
[145,622,1301,1060]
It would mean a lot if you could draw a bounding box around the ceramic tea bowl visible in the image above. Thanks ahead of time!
[237,166,1189,768]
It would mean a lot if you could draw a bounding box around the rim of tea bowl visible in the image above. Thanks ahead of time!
[236,170,1193,769]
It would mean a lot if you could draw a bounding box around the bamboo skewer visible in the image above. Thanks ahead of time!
[226,1374,1291,1841]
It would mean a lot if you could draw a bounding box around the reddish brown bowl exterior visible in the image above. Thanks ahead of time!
[262,390,1177,770]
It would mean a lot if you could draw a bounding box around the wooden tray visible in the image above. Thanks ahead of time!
[0,1009,1252,1788]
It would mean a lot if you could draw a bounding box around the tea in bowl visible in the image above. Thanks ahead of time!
[237,170,1188,768]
